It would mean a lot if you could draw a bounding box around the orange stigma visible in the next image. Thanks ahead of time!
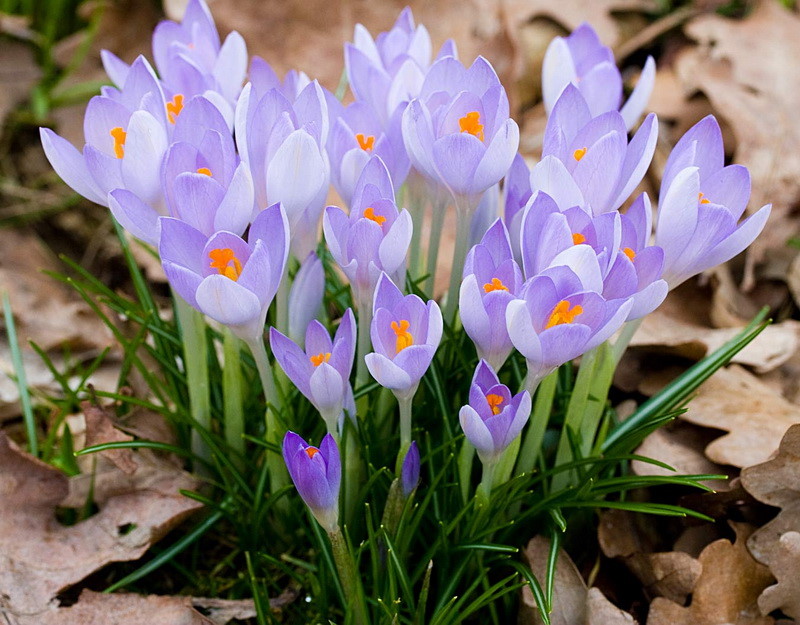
[623,247,636,261]
[208,248,243,281]
[166,94,184,124]
[545,299,583,329]
[196,167,212,176]
[459,111,484,141]
[310,352,331,367]
[483,277,508,293]
[486,393,504,415]
[363,207,386,226]
[356,133,375,151]
[698,192,711,204]
[305,446,319,459]
[110,127,126,159]
[573,147,588,161]
[572,232,586,245]
[391,320,414,354]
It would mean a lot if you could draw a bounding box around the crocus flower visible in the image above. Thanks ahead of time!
[401,441,420,497]
[345,7,456,122]
[159,203,289,344]
[283,431,340,532]
[542,22,655,130]
[365,273,442,400]
[324,157,413,307]
[288,252,325,346]
[458,360,531,464]
[460,219,523,370]
[540,85,657,215]
[270,310,357,435]
[506,248,633,389]
[248,56,311,102]
[503,154,533,263]
[402,56,519,203]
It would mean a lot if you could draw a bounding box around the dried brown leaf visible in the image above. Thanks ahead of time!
[757,532,800,620]
[587,587,637,625]
[0,39,40,125]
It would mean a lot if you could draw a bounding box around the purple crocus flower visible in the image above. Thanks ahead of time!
[503,154,533,263]
[542,22,655,130]
[460,219,523,371]
[506,251,633,389]
[540,85,657,215]
[402,55,519,203]
[248,56,311,102]
[109,95,253,246]
[270,310,357,435]
[288,252,325,347]
[459,360,531,464]
[40,57,169,210]
[283,431,341,532]
[159,203,289,344]
[401,440,420,497]
[235,80,330,260]
[323,157,413,307]
[365,274,442,400]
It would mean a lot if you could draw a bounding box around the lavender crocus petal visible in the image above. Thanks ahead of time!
[539,323,592,366]
[529,156,585,212]
[288,252,325,346]
[195,274,262,327]
[459,274,491,351]
[329,308,357,381]
[249,203,290,285]
[39,129,106,205]
[270,328,314,398]
[121,111,169,205]
[547,245,604,293]
[212,31,248,101]
[543,85,592,159]
[431,133,483,197]
[378,208,413,276]
[459,405,496,457]
[609,113,658,211]
[237,240,276,307]
[589,298,634,347]
[372,272,405,315]
[282,430,305,479]
[542,37,577,115]
[162,261,203,309]
[628,279,668,319]
[401,441,420,496]
[572,130,626,215]
[579,62,622,118]
[701,164,751,221]
[662,115,723,194]
[213,162,254,236]
[309,363,345,422]
[364,352,413,394]
[319,433,341,496]
[290,444,334,513]
[620,56,655,130]
[100,49,130,87]
[323,206,348,267]
[472,119,520,195]
[158,216,208,274]
[505,299,543,363]
[401,99,438,182]
[108,189,161,246]
[503,391,531,449]
[655,167,700,263]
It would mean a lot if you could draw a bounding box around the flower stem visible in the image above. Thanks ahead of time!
[223,328,245,463]
[457,441,475,504]
[406,179,426,281]
[329,528,368,625]
[515,370,556,476]
[476,460,495,507]
[423,195,447,297]
[275,262,291,336]
[173,295,211,470]
[355,293,373,389]
[398,394,413,451]
[443,197,476,324]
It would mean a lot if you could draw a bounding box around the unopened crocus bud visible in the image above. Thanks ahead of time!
[401,441,420,497]
[458,361,531,465]
[288,252,325,346]
[283,431,340,532]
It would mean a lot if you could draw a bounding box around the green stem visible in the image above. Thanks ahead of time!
[443,196,478,325]
[406,181,426,281]
[423,195,447,296]
[329,528,368,625]
[457,441,475,504]
[223,328,245,462]
[174,295,211,469]
[355,293,373,389]
[515,370,557,476]
[476,461,496,507]
[399,393,414,451]
[275,262,291,337]
[342,417,361,527]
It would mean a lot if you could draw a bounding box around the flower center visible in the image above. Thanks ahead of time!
[391,319,414,354]
[167,94,184,124]
[356,133,375,151]
[459,111,484,141]
[305,446,319,459]
[483,277,508,293]
[208,248,243,281]
[110,127,127,159]
[698,192,711,204]
[486,393,504,415]
[572,232,586,245]
[196,167,212,176]
[545,299,583,329]
[310,352,331,367]
[623,247,636,261]
[573,147,587,161]
[363,207,386,226]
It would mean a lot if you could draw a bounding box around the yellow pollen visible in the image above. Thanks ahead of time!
[573,147,588,161]
[305,446,319,459]
[459,111,484,141]
[391,319,414,354]
[356,133,375,151]
[166,94,185,124]
[572,232,586,245]
[486,393,504,415]
[545,299,583,329]
[196,167,212,176]
[363,207,386,226]
[110,126,127,159]
[208,248,243,281]
[310,352,332,367]
[698,192,711,204]
[483,277,508,293]
[623,247,636,261]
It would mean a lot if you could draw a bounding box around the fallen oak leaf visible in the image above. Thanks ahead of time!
[756,532,800,620]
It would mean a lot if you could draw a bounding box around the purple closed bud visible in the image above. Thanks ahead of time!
[459,361,531,464]
[401,441,420,497]
[503,154,533,263]
[283,431,341,532]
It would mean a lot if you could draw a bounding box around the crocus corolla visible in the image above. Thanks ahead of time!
[283,431,341,532]
[288,252,325,346]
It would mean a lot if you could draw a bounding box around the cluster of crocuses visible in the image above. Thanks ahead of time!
[41,2,770,537]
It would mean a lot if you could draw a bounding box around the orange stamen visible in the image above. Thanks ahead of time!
[572,232,586,245]
[486,393,504,415]
[196,167,212,176]
[166,94,185,124]
[623,247,636,261]
[363,207,386,226]
[698,192,711,204]
[545,299,583,329]
[310,352,332,367]
[459,111,484,141]
[391,319,414,354]
[110,127,126,159]
[483,277,508,293]
[356,133,375,151]
[305,446,319,459]
[208,248,243,281]
[573,147,588,161]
